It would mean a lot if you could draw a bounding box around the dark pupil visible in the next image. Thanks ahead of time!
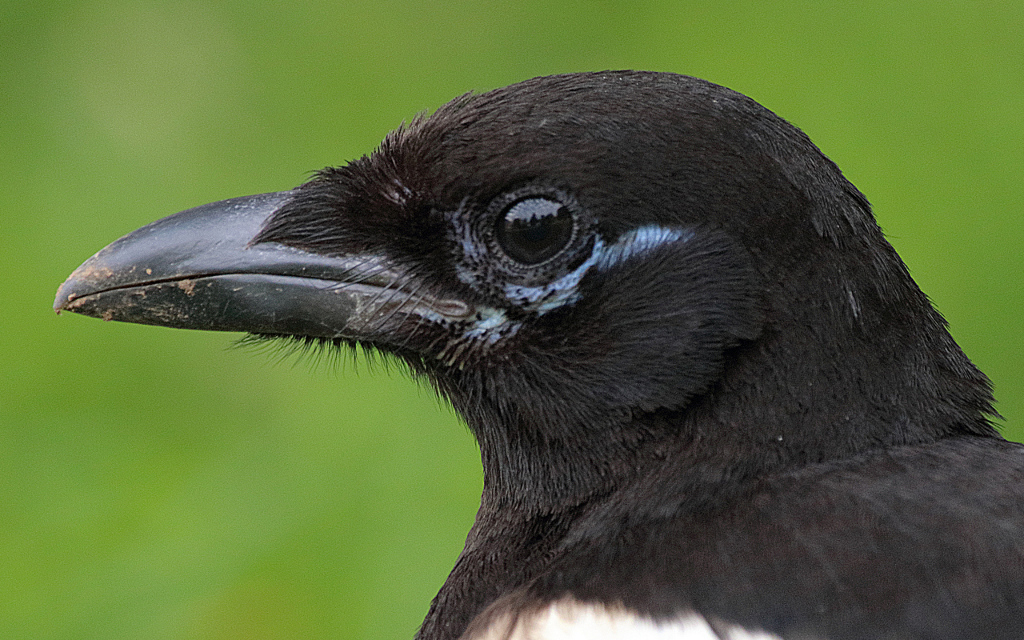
[495,198,574,265]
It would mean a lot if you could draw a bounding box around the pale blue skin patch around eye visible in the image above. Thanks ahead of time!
[454,224,692,348]
[462,306,520,344]
[502,236,606,312]
[592,225,694,272]
[503,225,694,314]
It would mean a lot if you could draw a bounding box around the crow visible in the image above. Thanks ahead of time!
[55,71,1024,639]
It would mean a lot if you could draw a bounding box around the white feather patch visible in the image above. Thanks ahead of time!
[466,598,782,640]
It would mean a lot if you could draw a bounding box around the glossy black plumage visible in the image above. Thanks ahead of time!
[55,71,1023,639]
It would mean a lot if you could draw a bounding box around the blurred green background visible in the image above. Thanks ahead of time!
[3,2,1022,638]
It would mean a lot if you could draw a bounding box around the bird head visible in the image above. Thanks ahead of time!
[55,72,994,511]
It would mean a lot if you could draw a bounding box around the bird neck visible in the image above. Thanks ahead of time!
[417,280,998,640]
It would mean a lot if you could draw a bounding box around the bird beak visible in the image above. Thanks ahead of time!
[54,191,469,338]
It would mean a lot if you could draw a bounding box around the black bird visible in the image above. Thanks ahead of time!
[55,71,1024,639]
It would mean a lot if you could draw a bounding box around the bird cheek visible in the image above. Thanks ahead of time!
[555,233,761,415]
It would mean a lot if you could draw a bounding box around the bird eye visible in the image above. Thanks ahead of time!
[494,197,575,265]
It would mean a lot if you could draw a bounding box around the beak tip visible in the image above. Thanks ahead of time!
[54,272,82,314]
[53,254,121,316]
[53,283,71,314]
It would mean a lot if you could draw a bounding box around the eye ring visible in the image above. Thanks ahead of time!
[494,196,576,266]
